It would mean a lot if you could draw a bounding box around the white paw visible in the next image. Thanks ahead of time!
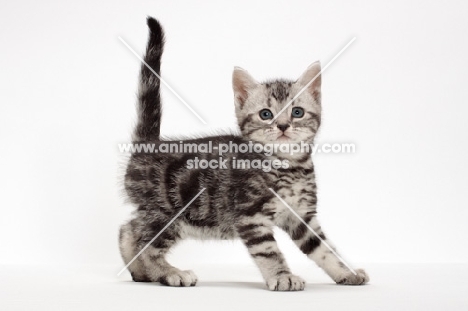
[159,270,198,287]
[266,274,305,291]
[335,268,369,285]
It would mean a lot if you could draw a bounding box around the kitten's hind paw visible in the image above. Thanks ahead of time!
[335,268,369,285]
[266,274,306,291]
[159,270,198,287]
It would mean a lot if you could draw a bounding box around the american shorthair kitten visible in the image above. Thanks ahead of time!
[119,17,369,291]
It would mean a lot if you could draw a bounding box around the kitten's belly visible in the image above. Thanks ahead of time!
[179,223,238,240]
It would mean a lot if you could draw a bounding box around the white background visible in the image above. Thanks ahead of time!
[1,0,468,270]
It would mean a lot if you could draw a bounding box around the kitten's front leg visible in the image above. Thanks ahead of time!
[286,217,369,285]
[236,217,305,291]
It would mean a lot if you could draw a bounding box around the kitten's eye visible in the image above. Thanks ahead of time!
[259,109,273,120]
[291,107,304,118]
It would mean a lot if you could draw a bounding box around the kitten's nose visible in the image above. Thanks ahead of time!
[277,124,290,132]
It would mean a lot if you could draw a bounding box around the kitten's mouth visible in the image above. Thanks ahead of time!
[276,134,290,141]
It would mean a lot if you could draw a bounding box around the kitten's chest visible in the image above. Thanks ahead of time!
[269,168,317,223]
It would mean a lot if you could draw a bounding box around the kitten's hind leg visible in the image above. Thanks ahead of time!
[119,219,197,286]
[119,221,150,282]
[236,217,305,291]
[140,246,198,287]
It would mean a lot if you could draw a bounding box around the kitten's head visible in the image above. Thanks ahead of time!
[232,62,321,144]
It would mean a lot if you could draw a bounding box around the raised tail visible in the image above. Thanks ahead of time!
[133,17,165,142]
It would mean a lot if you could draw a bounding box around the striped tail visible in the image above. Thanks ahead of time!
[133,17,165,142]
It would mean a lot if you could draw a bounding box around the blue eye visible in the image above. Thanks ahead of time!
[291,107,304,118]
[259,109,273,120]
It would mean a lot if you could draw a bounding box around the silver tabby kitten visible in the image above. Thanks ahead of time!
[119,17,369,291]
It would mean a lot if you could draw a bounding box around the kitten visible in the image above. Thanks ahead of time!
[119,17,369,291]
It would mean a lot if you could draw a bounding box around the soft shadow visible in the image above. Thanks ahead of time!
[116,280,264,290]
[116,280,369,291]
[198,281,264,289]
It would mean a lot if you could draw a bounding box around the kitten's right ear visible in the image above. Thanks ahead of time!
[232,67,258,109]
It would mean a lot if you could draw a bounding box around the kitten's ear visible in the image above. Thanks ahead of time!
[232,67,258,109]
[297,61,322,99]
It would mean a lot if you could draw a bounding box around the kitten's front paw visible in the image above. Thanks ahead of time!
[159,270,198,287]
[335,268,369,285]
[266,274,305,291]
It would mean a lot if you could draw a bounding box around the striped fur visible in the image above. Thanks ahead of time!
[133,17,165,142]
[119,17,368,290]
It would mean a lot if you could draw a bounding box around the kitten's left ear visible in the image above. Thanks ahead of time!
[232,67,258,109]
[297,61,322,99]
